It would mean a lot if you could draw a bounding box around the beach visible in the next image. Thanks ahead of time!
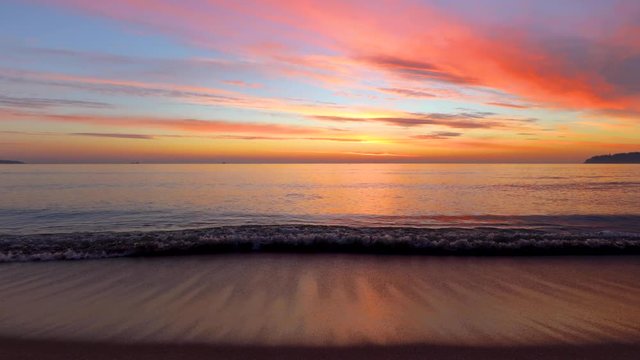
[2,338,639,360]
[1,164,640,358]
[1,254,639,359]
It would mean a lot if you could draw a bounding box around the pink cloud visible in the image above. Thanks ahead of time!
[29,0,640,115]
[221,80,262,88]
[0,68,354,116]
[0,108,326,136]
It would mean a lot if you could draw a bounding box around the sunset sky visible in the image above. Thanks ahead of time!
[1,0,639,163]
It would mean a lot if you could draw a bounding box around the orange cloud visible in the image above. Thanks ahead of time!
[221,80,262,88]
[311,112,537,130]
[0,109,324,136]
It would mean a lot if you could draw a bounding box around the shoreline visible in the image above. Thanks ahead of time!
[2,337,639,360]
[3,225,640,263]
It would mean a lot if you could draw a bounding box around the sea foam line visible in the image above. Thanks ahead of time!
[1,225,640,262]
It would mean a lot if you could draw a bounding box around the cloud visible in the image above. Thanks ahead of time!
[40,0,640,113]
[0,68,359,118]
[22,2,640,115]
[304,137,362,142]
[486,102,531,109]
[68,133,363,142]
[311,111,532,130]
[378,88,436,98]
[71,133,155,140]
[0,130,56,136]
[600,54,640,94]
[3,45,140,65]
[340,151,414,157]
[0,95,111,109]
[208,135,363,142]
[222,80,262,88]
[0,69,241,104]
[0,109,327,136]
[360,55,477,85]
[59,115,320,135]
[412,132,462,140]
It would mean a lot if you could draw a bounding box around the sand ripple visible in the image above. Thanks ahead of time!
[0,255,639,346]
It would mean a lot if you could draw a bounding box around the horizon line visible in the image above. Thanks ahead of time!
[1,161,604,165]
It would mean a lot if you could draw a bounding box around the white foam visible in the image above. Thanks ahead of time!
[1,225,639,262]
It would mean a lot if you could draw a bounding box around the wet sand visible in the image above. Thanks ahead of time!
[0,254,639,358]
[2,338,639,360]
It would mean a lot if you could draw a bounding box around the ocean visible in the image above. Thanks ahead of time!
[1,163,640,261]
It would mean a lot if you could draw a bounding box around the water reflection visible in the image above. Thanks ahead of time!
[1,164,640,234]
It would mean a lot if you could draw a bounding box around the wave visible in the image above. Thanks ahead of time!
[4,213,640,235]
[2,225,640,262]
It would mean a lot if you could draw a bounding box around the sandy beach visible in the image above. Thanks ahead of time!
[0,253,639,359]
[2,337,640,360]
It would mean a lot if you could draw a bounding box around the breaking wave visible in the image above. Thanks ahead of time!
[2,225,640,262]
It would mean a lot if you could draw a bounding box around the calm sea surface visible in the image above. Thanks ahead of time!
[1,164,639,235]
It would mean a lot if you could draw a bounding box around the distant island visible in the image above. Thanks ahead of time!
[584,152,640,164]
[0,160,24,164]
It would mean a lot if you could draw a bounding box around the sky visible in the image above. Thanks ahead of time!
[1,0,639,163]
